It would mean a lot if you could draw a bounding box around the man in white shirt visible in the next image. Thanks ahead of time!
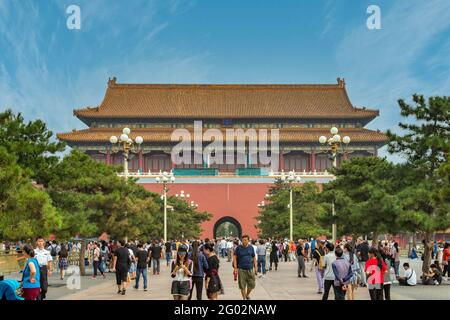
[219,238,227,258]
[35,237,54,300]
[251,240,258,258]
[397,262,417,286]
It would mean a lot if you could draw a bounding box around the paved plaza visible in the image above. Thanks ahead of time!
[5,256,447,300]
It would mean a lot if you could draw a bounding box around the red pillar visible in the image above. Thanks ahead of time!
[138,151,143,173]
[279,152,285,172]
[310,151,316,172]
[170,152,175,170]
[106,149,111,165]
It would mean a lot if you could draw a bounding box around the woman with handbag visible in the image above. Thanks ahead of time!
[21,245,41,300]
[203,243,221,300]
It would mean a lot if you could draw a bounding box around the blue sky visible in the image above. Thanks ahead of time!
[1,0,449,161]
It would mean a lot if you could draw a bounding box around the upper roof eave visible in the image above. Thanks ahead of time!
[71,77,380,120]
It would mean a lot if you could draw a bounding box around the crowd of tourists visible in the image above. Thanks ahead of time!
[0,236,449,300]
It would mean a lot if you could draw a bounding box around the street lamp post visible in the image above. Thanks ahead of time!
[268,171,301,241]
[156,171,175,243]
[175,190,190,199]
[319,127,351,244]
[110,127,144,180]
[190,200,199,209]
[109,128,143,243]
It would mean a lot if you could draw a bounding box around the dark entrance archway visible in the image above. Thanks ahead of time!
[213,216,242,239]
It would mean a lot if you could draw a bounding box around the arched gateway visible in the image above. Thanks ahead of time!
[213,216,242,239]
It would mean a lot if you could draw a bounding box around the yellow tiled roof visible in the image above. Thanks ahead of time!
[73,78,379,120]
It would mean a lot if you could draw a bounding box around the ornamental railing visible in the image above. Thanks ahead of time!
[118,169,335,179]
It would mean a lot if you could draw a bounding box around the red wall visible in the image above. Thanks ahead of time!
[142,183,272,239]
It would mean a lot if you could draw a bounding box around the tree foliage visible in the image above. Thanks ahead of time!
[0,147,62,240]
[257,181,329,239]
[387,94,449,174]
[387,94,450,273]
[321,157,403,240]
[0,109,211,241]
[0,109,65,185]
[47,150,211,241]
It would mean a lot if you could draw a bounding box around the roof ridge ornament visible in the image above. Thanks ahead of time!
[108,76,117,87]
[337,77,345,87]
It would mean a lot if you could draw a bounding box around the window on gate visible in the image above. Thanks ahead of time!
[316,154,332,172]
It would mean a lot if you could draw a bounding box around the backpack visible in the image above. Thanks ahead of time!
[50,245,57,256]
[315,249,325,270]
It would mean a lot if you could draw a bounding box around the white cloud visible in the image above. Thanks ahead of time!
[334,0,450,162]
[0,0,208,137]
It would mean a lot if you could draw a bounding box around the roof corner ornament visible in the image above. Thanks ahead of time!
[108,76,117,87]
[337,77,345,87]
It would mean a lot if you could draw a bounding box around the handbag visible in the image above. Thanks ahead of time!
[207,274,221,292]
[15,282,24,298]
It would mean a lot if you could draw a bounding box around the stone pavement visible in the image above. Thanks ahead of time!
[44,256,449,300]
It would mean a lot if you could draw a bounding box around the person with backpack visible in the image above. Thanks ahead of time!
[310,238,317,259]
[312,239,325,294]
[397,262,417,286]
[126,243,137,281]
[171,245,193,300]
[343,243,360,300]
[48,241,59,272]
[269,240,279,271]
[203,243,221,300]
[304,240,310,260]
